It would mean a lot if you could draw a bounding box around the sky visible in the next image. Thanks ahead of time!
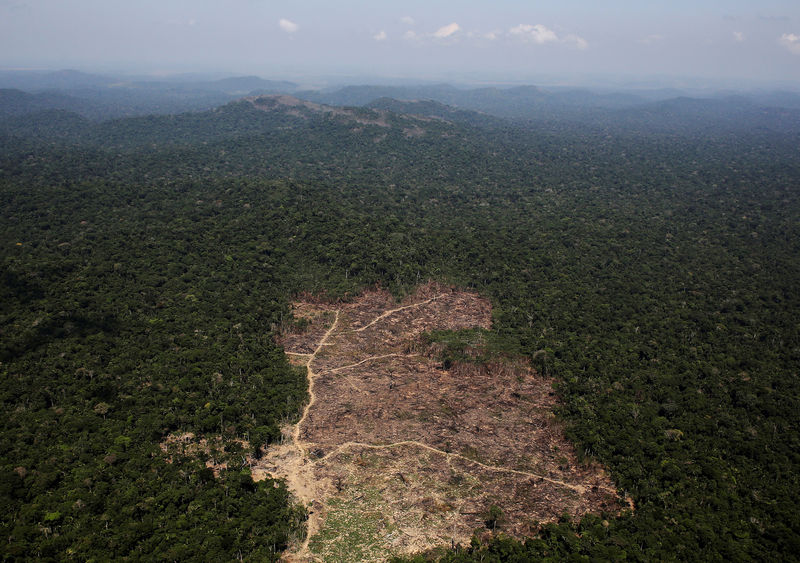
[1,0,799,87]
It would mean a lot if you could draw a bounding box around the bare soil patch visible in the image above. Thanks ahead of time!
[253,282,623,561]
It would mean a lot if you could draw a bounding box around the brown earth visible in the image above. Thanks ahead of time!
[253,282,624,561]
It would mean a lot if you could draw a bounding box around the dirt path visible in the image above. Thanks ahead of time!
[295,311,340,456]
[314,440,618,495]
[346,293,444,333]
[282,311,340,561]
[328,353,421,374]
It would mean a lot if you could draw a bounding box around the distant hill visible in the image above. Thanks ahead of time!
[299,83,800,134]
[0,70,297,95]
[0,71,299,119]
[607,96,800,135]
[4,87,800,155]
[365,97,504,128]
[0,69,116,91]
[0,94,470,155]
[297,83,463,107]
[3,70,799,133]
[299,83,653,120]
[0,88,97,118]
[196,76,298,95]
[739,90,800,110]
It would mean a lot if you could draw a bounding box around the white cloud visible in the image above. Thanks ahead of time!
[733,31,744,42]
[779,33,800,54]
[403,30,417,40]
[373,30,387,41]
[509,24,558,44]
[433,22,460,39]
[484,31,498,41]
[278,18,298,33]
[564,34,588,50]
[400,16,415,26]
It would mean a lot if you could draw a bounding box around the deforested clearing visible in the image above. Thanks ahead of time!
[254,282,624,561]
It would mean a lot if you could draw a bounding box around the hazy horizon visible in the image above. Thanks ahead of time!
[1,0,799,90]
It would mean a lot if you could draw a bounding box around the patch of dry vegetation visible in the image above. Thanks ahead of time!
[254,282,623,561]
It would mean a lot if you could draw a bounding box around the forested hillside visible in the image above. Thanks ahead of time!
[0,70,299,120]
[1,94,799,560]
[302,83,800,133]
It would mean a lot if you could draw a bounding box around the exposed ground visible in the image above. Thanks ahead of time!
[252,282,622,561]
[248,95,392,127]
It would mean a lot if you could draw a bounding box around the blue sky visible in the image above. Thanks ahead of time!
[1,0,799,86]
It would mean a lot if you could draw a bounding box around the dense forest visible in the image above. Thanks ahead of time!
[1,88,799,560]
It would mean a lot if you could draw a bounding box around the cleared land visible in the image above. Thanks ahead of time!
[253,283,622,561]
